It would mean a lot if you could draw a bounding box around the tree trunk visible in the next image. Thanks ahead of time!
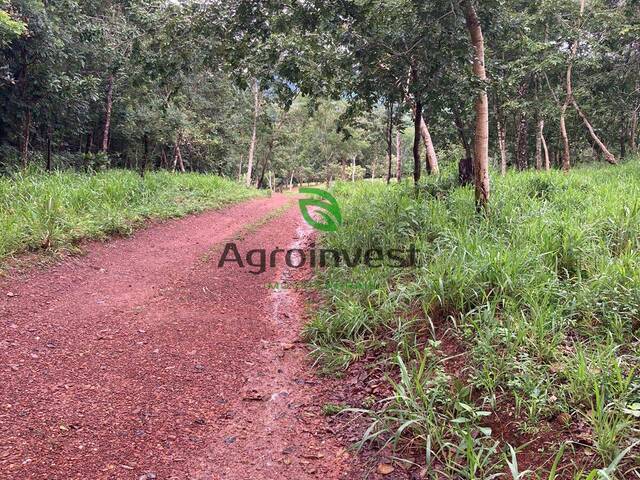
[289,171,295,190]
[21,109,31,167]
[516,113,529,170]
[406,102,440,175]
[453,107,473,161]
[173,135,185,173]
[238,156,243,181]
[46,125,52,172]
[257,136,276,189]
[101,74,114,153]
[630,107,638,152]
[560,0,616,167]
[463,0,490,211]
[572,99,617,164]
[620,114,626,160]
[140,133,149,177]
[176,144,185,172]
[396,129,402,182]
[352,156,356,182]
[535,118,544,170]
[496,106,507,176]
[560,101,571,171]
[160,147,168,169]
[403,64,439,175]
[413,99,422,184]
[541,130,550,171]
[84,132,93,171]
[246,79,260,187]
[386,103,394,184]
[87,131,94,153]
[421,117,439,174]
[560,31,578,171]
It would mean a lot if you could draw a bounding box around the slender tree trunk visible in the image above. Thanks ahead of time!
[541,130,550,171]
[413,99,422,184]
[463,0,490,211]
[516,81,530,170]
[238,156,243,181]
[84,131,93,171]
[630,107,638,152]
[101,74,114,153]
[289,171,294,190]
[140,133,149,177]
[620,114,626,160]
[371,158,376,179]
[46,125,52,172]
[495,102,507,176]
[21,109,31,167]
[404,67,439,175]
[176,144,185,172]
[421,117,439,174]
[352,156,356,182]
[396,129,402,182]
[257,157,268,188]
[160,147,168,169]
[172,145,178,171]
[257,136,276,189]
[560,32,578,171]
[406,105,440,175]
[453,107,473,161]
[572,99,617,164]
[172,135,185,173]
[497,117,507,176]
[535,118,544,170]
[561,0,616,167]
[516,113,529,170]
[45,126,53,171]
[386,103,394,184]
[560,101,571,171]
[246,79,260,187]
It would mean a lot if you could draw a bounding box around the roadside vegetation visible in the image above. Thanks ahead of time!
[0,169,260,262]
[306,162,640,479]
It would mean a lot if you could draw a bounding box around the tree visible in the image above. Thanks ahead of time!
[463,0,490,210]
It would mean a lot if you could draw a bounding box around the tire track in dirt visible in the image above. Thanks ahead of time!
[0,194,356,480]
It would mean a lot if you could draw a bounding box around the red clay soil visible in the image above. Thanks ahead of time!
[0,195,358,480]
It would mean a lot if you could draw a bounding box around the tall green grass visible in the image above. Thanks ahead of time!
[307,162,640,478]
[0,169,261,261]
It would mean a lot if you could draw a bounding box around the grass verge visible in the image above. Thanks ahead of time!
[306,162,640,479]
[0,169,263,265]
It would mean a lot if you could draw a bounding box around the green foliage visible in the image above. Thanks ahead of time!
[0,169,260,262]
[0,4,25,47]
[309,162,640,477]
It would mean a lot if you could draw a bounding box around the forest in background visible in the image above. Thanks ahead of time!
[0,0,638,200]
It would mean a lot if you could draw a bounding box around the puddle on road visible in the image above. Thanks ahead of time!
[270,222,314,325]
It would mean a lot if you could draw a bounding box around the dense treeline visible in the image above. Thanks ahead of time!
[0,1,639,204]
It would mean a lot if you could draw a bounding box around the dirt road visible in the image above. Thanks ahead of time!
[0,195,356,480]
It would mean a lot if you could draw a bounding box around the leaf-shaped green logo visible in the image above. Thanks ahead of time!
[298,187,343,232]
